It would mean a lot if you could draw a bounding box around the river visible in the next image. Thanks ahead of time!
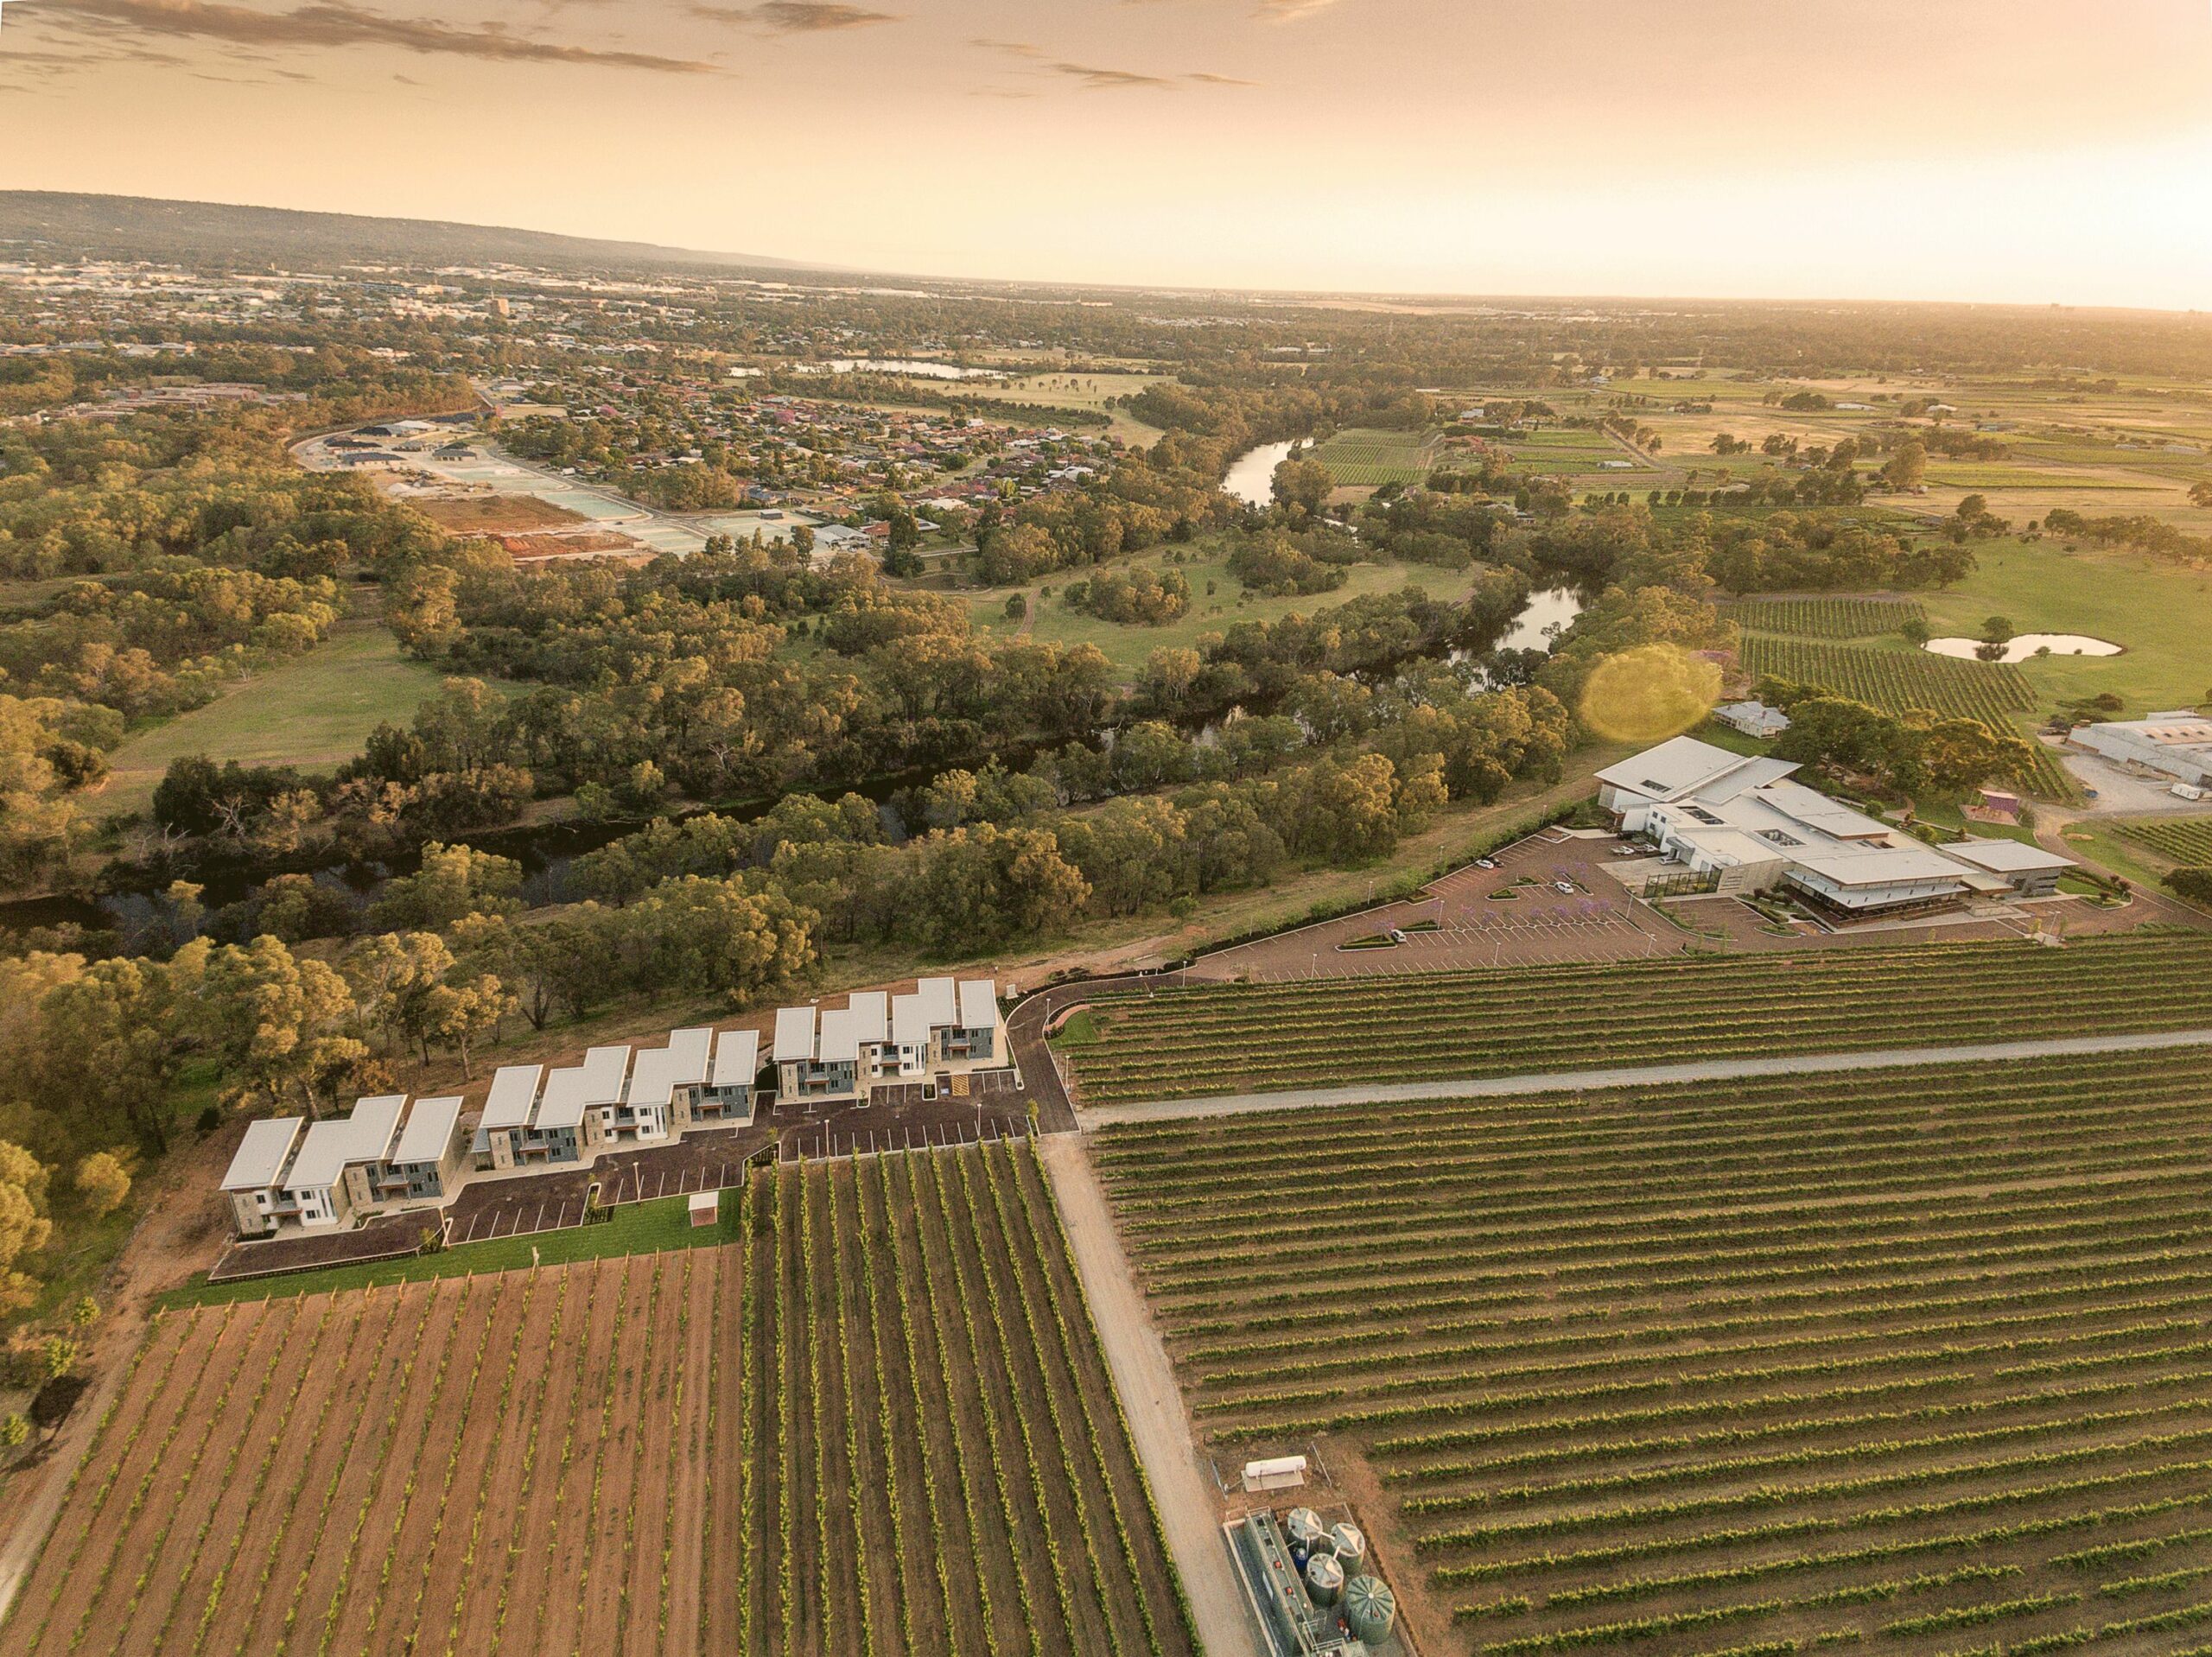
[1222,440,1305,509]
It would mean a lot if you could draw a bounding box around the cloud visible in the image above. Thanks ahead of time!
[50,0,726,73]
[969,40,1255,92]
[690,1,898,30]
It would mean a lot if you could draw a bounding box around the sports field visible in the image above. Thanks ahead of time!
[0,1142,1194,1657]
[1065,934,2212,1104]
[1096,1044,2212,1655]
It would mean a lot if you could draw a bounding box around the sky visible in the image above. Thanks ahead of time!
[3,0,2212,308]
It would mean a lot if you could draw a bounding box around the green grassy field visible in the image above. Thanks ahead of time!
[94,625,463,818]
[1917,537,2212,715]
[950,369,1168,445]
[966,543,1482,676]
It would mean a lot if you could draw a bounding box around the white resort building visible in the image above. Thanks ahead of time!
[1598,736,2071,919]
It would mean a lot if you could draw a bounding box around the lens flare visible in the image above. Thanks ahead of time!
[1578,644,1722,745]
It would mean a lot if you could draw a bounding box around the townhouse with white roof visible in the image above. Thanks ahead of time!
[772,978,1007,1108]
[220,1091,467,1236]
[1599,735,2071,919]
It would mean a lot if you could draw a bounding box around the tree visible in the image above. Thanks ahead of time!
[1271,456,1333,517]
[2166,867,2212,906]
[0,1143,53,1319]
[416,976,513,1076]
[340,931,454,1057]
[366,841,525,931]
[73,1152,131,1218]
[183,936,368,1117]
[2190,481,2212,509]
[1881,441,1928,491]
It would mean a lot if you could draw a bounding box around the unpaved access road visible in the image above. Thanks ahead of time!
[1038,1134,1264,1657]
[1075,1027,2212,1126]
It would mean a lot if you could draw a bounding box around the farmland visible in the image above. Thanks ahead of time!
[1733,633,2075,797]
[1063,933,2212,1104]
[1725,597,1923,639]
[1094,1045,2212,1655]
[2117,817,2212,866]
[1735,635,2033,725]
[1312,428,1442,487]
[0,1142,1194,1657]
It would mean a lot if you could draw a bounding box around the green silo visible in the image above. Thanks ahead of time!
[1344,1575,1396,1645]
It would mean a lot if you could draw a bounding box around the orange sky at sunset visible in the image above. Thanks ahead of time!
[3,0,2210,306]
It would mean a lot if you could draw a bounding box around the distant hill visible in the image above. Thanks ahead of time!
[0,191,813,277]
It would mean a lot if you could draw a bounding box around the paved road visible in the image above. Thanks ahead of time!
[1075,1027,2212,1126]
[1038,1135,1263,1657]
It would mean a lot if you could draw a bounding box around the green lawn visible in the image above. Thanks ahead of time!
[1917,536,2212,716]
[95,624,461,818]
[967,543,1484,676]
[156,1186,743,1311]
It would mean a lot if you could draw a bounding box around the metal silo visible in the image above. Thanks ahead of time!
[1305,1553,1344,1608]
[1327,1522,1367,1573]
[1344,1576,1396,1645]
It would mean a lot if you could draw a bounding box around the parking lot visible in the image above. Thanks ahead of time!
[1193,829,1679,981]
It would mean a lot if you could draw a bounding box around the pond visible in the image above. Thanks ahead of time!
[1924,633,2120,663]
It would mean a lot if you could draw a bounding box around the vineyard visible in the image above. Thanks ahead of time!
[1311,428,1442,487]
[1726,598,1923,639]
[0,1141,1195,1657]
[1736,635,2034,725]
[2116,817,2212,866]
[1093,1045,2212,1656]
[1064,932,2212,1104]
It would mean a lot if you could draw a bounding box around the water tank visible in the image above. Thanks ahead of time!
[1344,1576,1396,1645]
[1284,1508,1326,1553]
[1306,1552,1344,1607]
[1328,1522,1368,1572]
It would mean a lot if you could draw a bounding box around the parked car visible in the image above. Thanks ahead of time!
[1554,880,1576,894]
[1475,857,1498,870]
[1388,928,1408,943]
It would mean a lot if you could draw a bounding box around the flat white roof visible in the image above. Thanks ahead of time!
[1946,838,2073,873]
[222,1117,303,1192]
[626,1028,714,1108]
[892,992,929,1048]
[958,979,998,1029]
[393,1096,463,1165]
[773,1006,817,1063]
[917,975,958,1028]
[846,991,888,1044]
[287,1095,406,1191]
[711,1027,760,1088]
[817,1007,865,1065]
[481,1064,543,1132]
[539,1045,632,1130]
[1788,842,1969,887]
[1595,736,1764,803]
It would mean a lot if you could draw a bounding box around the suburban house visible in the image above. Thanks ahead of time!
[2071,712,2212,789]
[219,1117,306,1239]
[472,1063,567,1170]
[1599,735,2071,919]
[536,1045,633,1159]
[222,1093,457,1234]
[773,978,1009,1108]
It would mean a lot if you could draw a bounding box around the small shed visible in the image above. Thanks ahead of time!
[689,1191,721,1229]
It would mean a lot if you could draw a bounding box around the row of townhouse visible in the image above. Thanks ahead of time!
[220,1092,470,1238]
[219,978,1011,1238]
[772,977,1004,1107]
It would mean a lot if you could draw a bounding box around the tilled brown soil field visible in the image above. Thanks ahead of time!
[0,1140,1196,1657]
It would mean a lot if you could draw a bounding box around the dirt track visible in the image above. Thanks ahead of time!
[1038,1135,1262,1657]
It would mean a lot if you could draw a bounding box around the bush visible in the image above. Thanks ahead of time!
[2165,866,2212,905]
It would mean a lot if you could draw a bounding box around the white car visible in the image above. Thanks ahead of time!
[1388,929,1408,943]
[1475,857,1498,870]
[1554,880,1576,894]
